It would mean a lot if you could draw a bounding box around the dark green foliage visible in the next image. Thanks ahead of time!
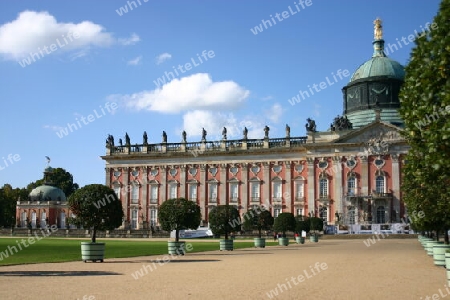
[158,198,201,242]
[29,168,79,197]
[209,205,240,240]
[309,217,324,235]
[242,208,274,238]
[273,213,296,235]
[0,184,28,227]
[67,184,124,243]
[295,215,310,234]
[398,0,450,242]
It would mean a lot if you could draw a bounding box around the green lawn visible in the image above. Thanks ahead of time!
[0,238,278,266]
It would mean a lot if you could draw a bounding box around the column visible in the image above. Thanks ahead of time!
[241,163,248,211]
[391,154,400,222]
[160,166,167,203]
[180,165,186,198]
[199,164,207,221]
[219,164,227,205]
[332,156,343,224]
[122,167,130,228]
[306,158,315,215]
[360,156,369,195]
[140,166,148,229]
[284,161,292,213]
[263,162,270,208]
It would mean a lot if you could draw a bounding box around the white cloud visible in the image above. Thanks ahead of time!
[0,11,134,60]
[156,52,171,65]
[123,73,250,113]
[118,33,140,46]
[43,124,64,132]
[127,55,142,66]
[265,103,283,123]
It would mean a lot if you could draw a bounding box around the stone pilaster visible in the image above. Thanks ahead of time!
[180,165,186,198]
[160,166,167,203]
[241,163,248,211]
[199,164,207,220]
[122,167,130,228]
[332,156,343,223]
[140,166,148,228]
[306,158,315,216]
[360,156,369,196]
[391,154,400,222]
[263,162,270,208]
[220,164,227,205]
[284,161,292,213]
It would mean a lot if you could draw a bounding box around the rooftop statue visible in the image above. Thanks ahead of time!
[374,18,383,40]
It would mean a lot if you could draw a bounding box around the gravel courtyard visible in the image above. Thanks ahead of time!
[0,238,446,300]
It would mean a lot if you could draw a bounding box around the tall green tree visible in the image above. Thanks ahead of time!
[67,184,124,243]
[399,0,450,242]
[209,205,240,240]
[28,168,79,197]
[0,184,28,227]
[159,198,201,242]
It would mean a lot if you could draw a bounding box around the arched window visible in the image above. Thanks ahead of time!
[131,182,140,203]
[131,209,138,229]
[348,207,356,224]
[376,206,386,224]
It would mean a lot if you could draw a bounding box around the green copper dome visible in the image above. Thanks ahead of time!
[350,40,405,82]
[29,185,66,202]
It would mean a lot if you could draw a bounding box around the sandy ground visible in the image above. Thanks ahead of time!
[0,238,447,300]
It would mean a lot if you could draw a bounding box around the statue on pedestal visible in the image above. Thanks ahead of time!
[222,127,227,140]
[162,131,167,143]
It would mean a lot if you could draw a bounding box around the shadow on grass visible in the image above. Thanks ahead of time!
[0,270,121,277]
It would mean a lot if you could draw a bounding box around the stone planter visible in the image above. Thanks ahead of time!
[446,251,450,287]
[310,235,319,243]
[220,239,233,251]
[168,241,186,255]
[432,244,450,266]
[278,237,289,246]
[81,242,105,262]
[421,237,433,248]
[254,238,266,248]
[426,241,443,256]
[295,236,305,244]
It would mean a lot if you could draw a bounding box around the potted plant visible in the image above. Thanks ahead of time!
[209,205,240,251]
[295,215,310,244]
[67,184,124,262]
[243,208,274,248]
[273,213,296,246]
[309,217,324,242]
[159,198,201,255]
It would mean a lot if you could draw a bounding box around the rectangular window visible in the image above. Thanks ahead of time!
[189,184,197,201]
[230,183,238,202]
[251,182,260,202]
[131,209,138,229]
[41,212,47,228]
[347,177,356,195]
[150,185,158,203]
[319,179,328,197]
[113,186,121,199]
[295,182,304,199]
[169,183,177,199]
[21,212,26,227]
[31,212,36,229]
[272,181,282,201]
[150,209,158,226]
[131,185,139,203]
[296,208,303,216]
[375,176,385,193]
[59,212,65,229]
[274,208,281,218]
[209,184,217,202]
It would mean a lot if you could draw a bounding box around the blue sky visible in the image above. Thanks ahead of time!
[0,0,441,189]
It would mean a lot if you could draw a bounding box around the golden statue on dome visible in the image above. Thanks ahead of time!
[374,18,383,40]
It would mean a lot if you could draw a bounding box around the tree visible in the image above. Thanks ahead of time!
[28,168,79,197]
[309,217,324,236]
[273,213,296,236]
[242,208,274,238]
[295,215,310,235]
[67,184,124,243]
[398,0,450,243]
[0,184,28,227]
[159,198,201,242]
[209,205,240,240]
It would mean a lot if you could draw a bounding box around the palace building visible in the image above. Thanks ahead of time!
[101,19,410,232]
